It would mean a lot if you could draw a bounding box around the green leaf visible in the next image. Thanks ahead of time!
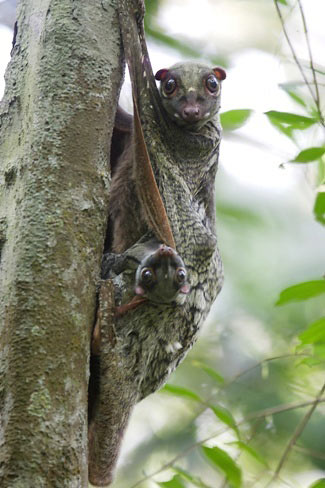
[210,405,239,434]
[266,116,295,140]
[173,467,212,488]
[308,479,325,488]
[276,0,288,5]
[276,280,325,305]
[145,26,227,67]
[157,475,186,488]
[146,26,202,59]
[300,356,323,367]
[318,157,325,185]
[298,344,325,365]
[144,0,160,18]
[314,192,325,225]
[161,384,202,402]
[220,110,252,131]
[299,318,325,345]
[314,344,325,360]
[202,446,242,488]
[265,111,317,129]
[286,90,307,107]
[192,360,225,384]
[291,147,325,163]
[229,441,268,466]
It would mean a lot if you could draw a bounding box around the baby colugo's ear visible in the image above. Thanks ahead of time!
[155,69,170,81]
[213,67,226,81]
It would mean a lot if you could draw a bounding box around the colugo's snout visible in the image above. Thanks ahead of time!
[182,104,201,123]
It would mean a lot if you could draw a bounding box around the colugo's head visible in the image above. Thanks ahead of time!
[155,62,226,129]
[135,244,190,304]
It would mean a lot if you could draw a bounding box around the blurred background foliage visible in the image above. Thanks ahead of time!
[1,0,324,487]
[116,0,325,487]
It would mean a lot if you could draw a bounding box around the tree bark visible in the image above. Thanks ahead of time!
[0,0,122,486]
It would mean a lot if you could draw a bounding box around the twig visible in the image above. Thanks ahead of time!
[252,471,294,488]
[265,380,325,487]
[129,397,325,488]
[294,444,325,461]
[273,0,317,107]
[223,353,309,390]
[296,0,324,125]
[245,397,325,422]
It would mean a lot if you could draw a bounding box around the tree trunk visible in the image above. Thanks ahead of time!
[0,0,122,485]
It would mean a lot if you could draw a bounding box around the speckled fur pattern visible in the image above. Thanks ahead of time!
[109,112,224,399]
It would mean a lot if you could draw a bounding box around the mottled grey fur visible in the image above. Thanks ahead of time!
[88,8,225,484]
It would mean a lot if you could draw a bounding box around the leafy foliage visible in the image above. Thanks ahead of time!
[264,110,317,130]
[161,384,203,402]
[220,110,252,132]
[309,480,325,488]
[228,441,268,467]
[157,475,186,488]
[275,280,325,305]
[202,446,242,488]
[299,318,325,345]
[192,360,225,385]
[314,192,325,224]
[144,0,228,66]
[172,467,213,488]
[209,405,238,434]
[290,147,325,163]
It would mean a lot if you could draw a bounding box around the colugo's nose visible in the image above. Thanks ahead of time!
[182,105,201,122]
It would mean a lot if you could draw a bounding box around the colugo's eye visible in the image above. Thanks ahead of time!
[141,267,154,284]
[164,78,177,95]
[175,267,187,284]
[206,75,219,93]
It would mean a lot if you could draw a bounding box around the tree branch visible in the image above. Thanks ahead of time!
[266,379,325,486]
[296,0,323,122]
[273,0,320,114]
[0,0,122,484]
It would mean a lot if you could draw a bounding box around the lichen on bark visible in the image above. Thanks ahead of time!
[0,0,123,486]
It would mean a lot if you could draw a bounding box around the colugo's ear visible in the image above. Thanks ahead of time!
[155,69,169,81]
[213,67,226,81]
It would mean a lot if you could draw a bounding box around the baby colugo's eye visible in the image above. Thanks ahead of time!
[206,75,219,94]
[141,267,154,284]
[164,78,177,95]
[175,267,187,284]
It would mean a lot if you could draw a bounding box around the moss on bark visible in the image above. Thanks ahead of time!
[0,0,122,485]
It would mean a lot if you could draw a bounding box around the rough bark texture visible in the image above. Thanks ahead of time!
[0,0,122,486]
